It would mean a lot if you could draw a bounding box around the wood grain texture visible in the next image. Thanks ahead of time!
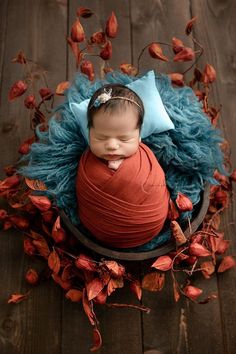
[0,0,236,353]
[191,1,236,353]
[0,1,67,353]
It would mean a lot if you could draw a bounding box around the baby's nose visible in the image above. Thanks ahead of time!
[105,139,120,150]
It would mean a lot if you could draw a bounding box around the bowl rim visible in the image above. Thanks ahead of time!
[60,182,211,261]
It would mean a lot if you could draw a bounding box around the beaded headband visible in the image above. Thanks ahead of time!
[90,88,142,109]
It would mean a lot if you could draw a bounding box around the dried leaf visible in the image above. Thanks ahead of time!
[93,288,108,304]
[76,7,94,18]
[25,268,39,285]
[51,273,72,290]
[173,47,195,62]
[184,285,202,301]
[142,272,165,291]
[172,277,180,302]
[82,288,96,326]
[168,73,185,87]
[55,81,70,95]
[148,42,168,61]
[48,250,61,274]
[130,280,142,300]
[218,256,236,273]
[176,192,193,211]
[28,195,51,211]
[8,292,30,304]
[105,11,118,38]
[151,255,172,271]
[65,289,83,302]
[11,50,27,64]
[52,216,66,243]
[71,19,85,42]
[80,60,95,81]
[107,277,124,296]
[120,63,138,76]
[171,220,187,246]
[198,293,218,304]
[8,80,27,101]
[103,260,125,278]
[100,41,112,61]
[189,243,211,257]
[172,37,184,53]
[0,175,21,190]
[185,16,197,35]
[86,278,104,301]
[75,254,97,272]
[201,261,215,279]
[9,215,30,230]
[90,31,106,44]
[31,232,50,258]
[90,328,102,352]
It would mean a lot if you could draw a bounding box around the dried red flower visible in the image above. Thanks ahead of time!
[202,63,216,84]
[171,220,187,246]
[11,50,27,64]
[173,47,195,62]
[71,19,85,42]
[76,7,94,18]
[25,268,39,285]
[148,43,168,61]
[65,289,83,302]
[55,81,70,95]
[142,272,165,291]
[8,80,27,101]
[39,88,53,101]
[151,255,173,271]
[120,63,138,76]
[218,256,236,273]
[24,238,37,256]
[24,94,36,109]
[90,31,106,45]
[189,243,211,257]
[168,73,185,87]
[184,285,202,300]
[105,11,118,38]
[28,195,51,212]
[80,60,95,81]
[100,41,112,60]
[176,192,193,211]
[185,16,197,36]
[172,37,184,54]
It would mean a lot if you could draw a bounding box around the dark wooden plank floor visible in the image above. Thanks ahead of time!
[0,1,236,353]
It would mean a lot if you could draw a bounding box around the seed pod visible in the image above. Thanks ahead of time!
[105,11,118,38]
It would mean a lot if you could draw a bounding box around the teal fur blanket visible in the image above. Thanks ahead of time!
[19,71,225,252]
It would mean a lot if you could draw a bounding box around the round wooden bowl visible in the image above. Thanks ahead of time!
[60,183,211,261]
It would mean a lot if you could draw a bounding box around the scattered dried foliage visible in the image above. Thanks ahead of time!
[1,8,235,352]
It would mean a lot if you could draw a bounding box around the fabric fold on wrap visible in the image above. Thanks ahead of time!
[76,143,170,248]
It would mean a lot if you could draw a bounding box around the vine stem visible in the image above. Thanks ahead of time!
[136,41,172,75]
[105,302,151,313]
[182,35,204,75]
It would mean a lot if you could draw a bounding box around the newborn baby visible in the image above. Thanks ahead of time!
[76,84,170,248]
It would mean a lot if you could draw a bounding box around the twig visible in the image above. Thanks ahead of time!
[105,302,151,313]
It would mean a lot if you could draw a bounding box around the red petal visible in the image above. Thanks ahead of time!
[48,250,61,274]
[28,195,51,211]
[218,256,236,273]
[151,255,172,271]
[142,272,165,291]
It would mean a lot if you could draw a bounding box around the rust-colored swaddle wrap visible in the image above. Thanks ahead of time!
[76,143,170,248]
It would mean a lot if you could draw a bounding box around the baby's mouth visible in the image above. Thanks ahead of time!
[103,154,123,160]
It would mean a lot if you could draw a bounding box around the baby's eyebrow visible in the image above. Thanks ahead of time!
[118,135,132,139]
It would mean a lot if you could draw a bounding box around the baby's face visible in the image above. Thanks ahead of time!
[89,106,141,161]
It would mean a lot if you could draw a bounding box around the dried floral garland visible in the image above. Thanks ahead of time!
[1,7,236,352]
